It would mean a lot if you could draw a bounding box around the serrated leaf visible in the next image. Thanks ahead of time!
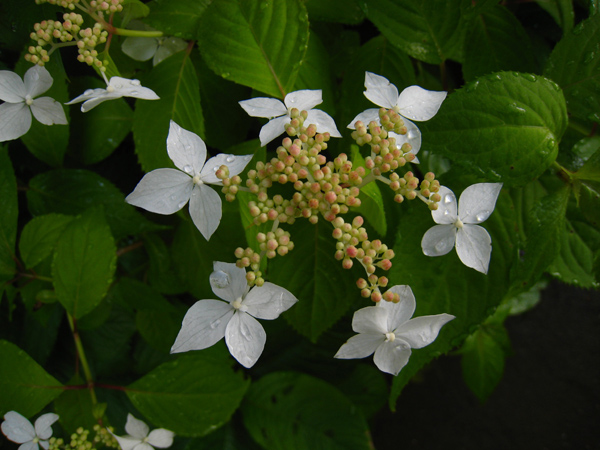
[52,207,117,319]
[0,147,17,284]
[19,214,74,269]
[350,146,386,236]
[133,50,204,172]
[463,5,537,81]
[197,0,309,98]
[144,0,211,40]
[241,371,371,450]
[126,352,250,436]
[0,340,63,416]
[544,14,600,124]
[576,179,600,226]
[361,0,469,64]
[422,71,568,187]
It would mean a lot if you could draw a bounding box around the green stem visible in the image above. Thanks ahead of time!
[111,28,164,37]
[357,172,376,189]
[67,313,97,405]
[552,160,574,183]
[48,41,78,56]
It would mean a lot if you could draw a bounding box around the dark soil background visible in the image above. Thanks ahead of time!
[372,281,600,450]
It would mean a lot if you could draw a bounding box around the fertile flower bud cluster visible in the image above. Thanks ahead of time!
[35,0,80,9]
[75,24,109,69]
[47,425,117,450]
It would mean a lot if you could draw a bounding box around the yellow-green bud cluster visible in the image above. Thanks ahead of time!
[35,0,80,9]
[48,437,65,450]
[93,424,118,448]
[76,23,108,69]
[235,228,293,285]
[89,0,124,15]
[356,274,396,303]
[221,175,243,202]
[25,14,83,65]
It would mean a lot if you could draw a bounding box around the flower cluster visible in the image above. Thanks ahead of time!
[1,411,59,450]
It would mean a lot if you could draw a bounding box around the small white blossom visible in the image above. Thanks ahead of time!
[65,71,159,112]
[112,414,174,450]
[126,121,253,240]
[122,36,187,66]
[421,183,503,274]
[0,65,68,142]
[1,411,59,450]
[347,72,447,156]
[239,89,341,146]
[171,261,298,368]
[335,286,454,376]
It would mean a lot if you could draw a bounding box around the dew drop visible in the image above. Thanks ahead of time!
[114,83,122,89]
[476,210,490,222]
[226,155,235,163]
[213,165,220,172]
[210,319,221,329]
[546,139,556,150]
[177,200,187,209]
[221,72,230,78]
[210,270,230,289]
[587,113,600,123]
[84,89,94,95]
[572,22,584,35]
[508,103,526,114]
[169,194,176,201]
[31,70,39,81]
[584,52,596,64]
[434,241,447,252]
[443,210,450,216]
[549,80,561,91]
[465,80,479,92]
[443,194,454,204]
[131,79,141,86]
[183,164,193,174]
[130,90,139,96]
[521,73,536,82]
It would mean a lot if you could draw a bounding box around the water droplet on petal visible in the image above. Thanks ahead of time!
[131,79,141,86]
[213,165,220,172]
[31,71,39,81]
[177,200,187,209]
[226,155,235,163]
[240,321,253,341]
[210,270,230,289]
[210,319,221,329]
[476,210,490,222]
[443,210,450,215]
[114,83,122,89]
[443,194,454,204]
[84,89,94,95]
[183,164,193,174]
[434,241,447,252]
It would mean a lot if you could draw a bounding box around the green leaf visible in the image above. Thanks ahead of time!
[26,169,161,239]
[269,220,356,343]
[304,0,364,24]
[350,146,386,236]
[576,179,600,226]
[126,352,250,436]
[184,422,263,450]
[0,339,63,417]
[0,147,17,284]
[544,14,600,124]
[535,0,575,34]
[575,147,600,181]
[361,0,469,64]
[52,207,117,319]
[54,375,96,433]
[197,0,309,97]
[19,214,74,269]
[337,365,388,419]
[242,371,371,450]
[463,5,537,81]
[144,0,211,40]
[422,71,568,187]
[133,50,204,172]
[143,233,186,295]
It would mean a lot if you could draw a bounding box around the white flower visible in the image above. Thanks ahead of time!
[421,183,503,274]
[112,414,174,450]
[171,261,298,368]
[335,285,454,376]
[347,72,447,156]
[65,71,159,112]
[239,89,342,146]
[126,121,253,240]
[0,65,68,142]
[122,36,187,66]
[1,411,59,450]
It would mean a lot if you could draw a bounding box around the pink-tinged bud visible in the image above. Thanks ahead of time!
[356,249,365,259]
[383,249,395,260]
[361,288,371,298]
[335,250,344,260]
[406,191,417,200]
[365,158,375,170]
[277,246,288,256]
[297,168,308,179]
[356,278,367,289]
[342,258,353,269]
[234,247,244,258]
[382,290,395,302]
[323,212,336,222]
[362,256,373,265]
[394,194,404,203]
[316,155,326,165]
[380,259,392,271]
[368,274,378,284]
[371,291,382,302]
[307,198,318,209]
[378,276,389,287]
[282,137,292,149]
[240,257,250,267]
[346,245,358,258]
[266,239,278,251]
[246,272,256,283]
[332,228,343,239]
[309,215,319,224]
[266,250,277,259]
[366,264,376,274]
[259,213,268,223]
[324,191,337,204]
[256,233,266,243]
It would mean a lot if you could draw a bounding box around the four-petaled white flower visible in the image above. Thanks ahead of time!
[66,71,159,112]
[335,285,454,376]
[239,89,342,146]
[1,411,59,450]
[347,72,447,157]
[421,183,503,274]
[126,121,253,240]
[0,65,68,142]
[111,414,174,450]
[171,261,298,368]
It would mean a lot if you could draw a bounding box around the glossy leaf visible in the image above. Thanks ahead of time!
[144,0,211,40]
[18,214,74,269]
[535,0,574,34]
[53,375,96,432]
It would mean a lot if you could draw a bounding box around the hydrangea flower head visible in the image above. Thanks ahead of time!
[172,261,298,368]
[421,183,503,274]
[111,414,174,450]
[1,411,59,450]
[239,89,341,146]
[0,65,68,142]
[66,71,159,112]
[335,285,454,376]
[126,121,253,240]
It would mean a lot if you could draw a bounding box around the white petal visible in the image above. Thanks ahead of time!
[421,224,456,257]
[108,77,159,100]
[304,109,341,137]
[284,89,322,111]
[189,183,222,240]
[363,72,399,109]
[18,442,39,450]
[0,70,26,102]
[30,97,68,126]
[397,86,447,121]
[431,185,458,224]
[39,440,50,450]
[133,444,154,450]
[200,153,253,184]
[347,108,380,129]
[243,282,298,320]
[389,117,421,155]
[458,183,503,224]
[258,115,289,146]
[352,305,388,334]
[0,102,31,142]
[378,285,416,330]
[238,97,286,118]
[225,311,266,368]
[124,415,149,440]
[147,429,174,448]
[111,434,141,450]
[373,339,412,376]
[33,414,58,440]
[334,333,384,360]
[65,88,107,105]
[24,66,53,99]
[211,261,248,303]
[1,411,36,444]
[80,92,123,112]
[171,300,234,353]
[456,225,492,274]
[125,169,193,215]
[166,121,207,175]
[395,314,455,349]
[121,37,158,61]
